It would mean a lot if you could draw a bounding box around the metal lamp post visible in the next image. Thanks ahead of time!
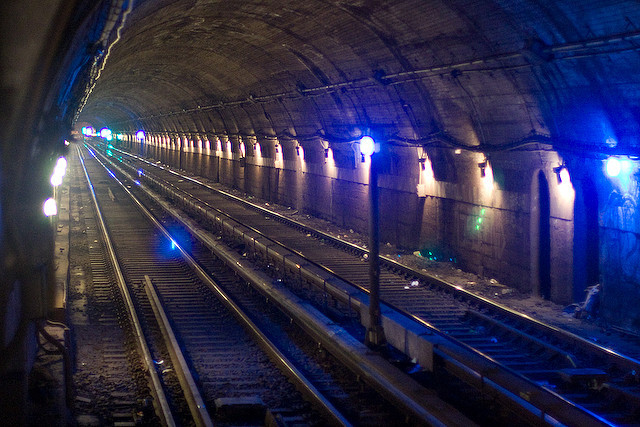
[361,135,386,348]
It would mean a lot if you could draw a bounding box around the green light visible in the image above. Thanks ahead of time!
[477,218,482,224]
[475,225,480,230]
[481,208,486,215]
[106,149,113,157]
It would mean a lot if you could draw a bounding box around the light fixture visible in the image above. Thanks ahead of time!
[55,157,67,174]
[360,136,375,163]
[360,135,375,156]
[553,162,568,184]
[478,160,487,178]
[82,126,95,136]
[100,128,113,141]
[50,173,62,187]
[136,130,145,141]
[43,198,57,217]
[454,148,462,155]
[606,157,621,177]
[418,147,429,170]
[50,156,67,186]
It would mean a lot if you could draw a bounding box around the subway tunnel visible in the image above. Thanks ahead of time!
[2,0,640,424]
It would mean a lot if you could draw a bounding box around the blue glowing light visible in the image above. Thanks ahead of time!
[170,240,176,250]
[360,136,375,156]
[606,157,621,177]
[606,156,636,192]
[136,130,145,141]
[137,169,144,177]
[134,180,141,185]
[107,169,116,179]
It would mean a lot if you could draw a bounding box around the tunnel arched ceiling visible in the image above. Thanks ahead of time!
[78,0,640,153]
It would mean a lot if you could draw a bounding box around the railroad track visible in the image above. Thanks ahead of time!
[88,140,640,426]
[78,143,470,425]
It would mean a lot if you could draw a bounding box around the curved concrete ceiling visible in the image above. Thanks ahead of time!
[78,0,640,153]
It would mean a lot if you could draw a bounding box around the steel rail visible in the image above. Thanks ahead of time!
[84,145,353,427]
[77,146,176,427]
[113,161,470,427]
[95,143,626,424]
[144,275,213,427]
[99,148,605,424]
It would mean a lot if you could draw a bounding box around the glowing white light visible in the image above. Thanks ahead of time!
[50,156,67,186]
[621,159,632,173]
[43,198,57,216]
[482,165,494,190]
[64,140,70,146]
[99,128,112,139]
[606,157,621,177]
[360,136,375,156]
[136,130,145,141]
[82,126,96,136]
[559,168,570,184]
[56,157,67,173]
[50,173,62,187]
